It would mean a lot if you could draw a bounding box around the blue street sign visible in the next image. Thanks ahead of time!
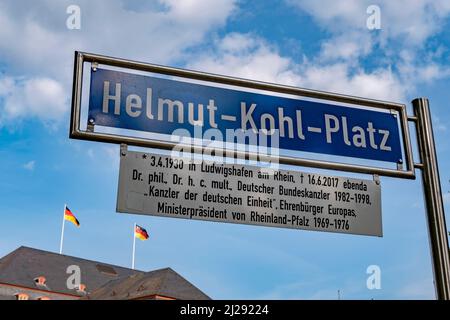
[88,68,402,162]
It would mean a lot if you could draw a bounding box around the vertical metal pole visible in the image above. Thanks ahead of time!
[413,97,450,300]
[59,204,67,254]
[132,223,136,270]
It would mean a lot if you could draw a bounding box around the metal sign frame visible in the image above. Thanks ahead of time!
[70,51,450,300]
[70,51,415,179]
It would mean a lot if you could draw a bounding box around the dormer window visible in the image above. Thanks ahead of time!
[76,284,86,293]
[15,293,29,300]
[34,276,46,286]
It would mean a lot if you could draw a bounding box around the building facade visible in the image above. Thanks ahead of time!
[0,246,210,300]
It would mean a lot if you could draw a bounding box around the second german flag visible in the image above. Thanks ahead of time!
[135,225,149,240]
[64,206,80,227]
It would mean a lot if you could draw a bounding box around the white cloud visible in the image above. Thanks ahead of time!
[160,0,235,28]
[218,33,260,54]
[318,32,372,62]
[444,193,450,204]
[0,76,67,126]
[380,0,450,45]
[395,49,450,86]
[0,0,236,126]
[1,0,449,128]
[188,33,407,102]
[286,0,450,95]
[23,160,35,171]
[187,0,450,105]
[287,0,366,30]
[303,64,405,102]
[188,33,302,85]
[0,0,236,79]
[288,0,450,45]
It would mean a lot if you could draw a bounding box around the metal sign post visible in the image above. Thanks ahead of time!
[412,98,450,300]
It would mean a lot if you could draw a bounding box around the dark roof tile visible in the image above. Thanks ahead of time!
[86,267,210,300]
[0,246,141,296]
[0,246,210,300]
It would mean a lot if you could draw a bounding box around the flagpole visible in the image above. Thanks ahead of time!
[59,204,66,254]
[132,223,136,269]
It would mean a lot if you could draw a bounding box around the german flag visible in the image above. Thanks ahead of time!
[64,206,80,227]
[135,225,149,241]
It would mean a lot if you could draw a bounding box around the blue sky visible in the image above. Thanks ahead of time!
[1,0,450,299]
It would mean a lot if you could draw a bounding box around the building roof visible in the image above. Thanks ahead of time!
[0,246,210,300]
[0,246,142,297]
[85,267,210,300]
